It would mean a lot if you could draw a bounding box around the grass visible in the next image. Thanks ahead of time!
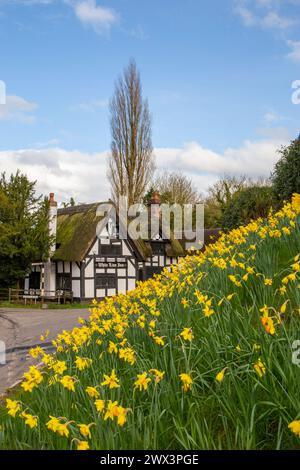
[0,301,90,310]
[1,196,300,450]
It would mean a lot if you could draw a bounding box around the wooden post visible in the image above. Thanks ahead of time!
[8,288,11,303]
[41,264,45,307]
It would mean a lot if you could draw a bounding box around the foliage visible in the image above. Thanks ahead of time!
[205,176,272,229]
[62,198,76,208]
[2,195,300,450]
[221,185,275,230]
[149,171,200,205]
[0,171,51,288]
[204,176,249,228]
[272,135,300,204]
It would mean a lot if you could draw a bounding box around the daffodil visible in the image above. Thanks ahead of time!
[78,423,94,439]
[181,298,189,308]
[86,386,99,398]
[101,369,120,389]
[21,411,38,429]
[288,420,300,438]
[60,375,76,392]
[6,399,21,418]
[77,440,89,450]
[94,399,105,413]
[149,369,165,383]
[134,372,151,391]
[75,356,92,371]
[180,327,194,342]
[254,358,266,378]
[215,368,226,383]
[179,373,193,392]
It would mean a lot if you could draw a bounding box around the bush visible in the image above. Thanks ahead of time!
[272,135,300,203]
[221,186,274,230]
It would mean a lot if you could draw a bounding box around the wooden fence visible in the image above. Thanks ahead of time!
[0,288,9,302]
[0,288,73,305]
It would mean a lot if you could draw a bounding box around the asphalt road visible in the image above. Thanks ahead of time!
[0,308,90,396]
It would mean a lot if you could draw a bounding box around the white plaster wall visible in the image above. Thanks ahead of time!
[85,279,94,298]
[122,241,130,255]
[72,280,80,298]
[57,262,63,273]
[72,262,80,277]
[89,241,98,255]
[128,262,135,276]
[96,288,105,298]
[128,279,136,291]
[118,278,126,293]
[85,259,94,277]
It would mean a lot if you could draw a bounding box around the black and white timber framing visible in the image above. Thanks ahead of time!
[24,193,183,302]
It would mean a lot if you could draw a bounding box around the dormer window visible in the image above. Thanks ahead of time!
[100,243,122,255]
[150,241,166,255]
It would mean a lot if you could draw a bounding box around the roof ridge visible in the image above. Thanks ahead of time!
[57,201,109,215]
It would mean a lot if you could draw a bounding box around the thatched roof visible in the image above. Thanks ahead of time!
[52,202,186,262]
[52,203,105,262]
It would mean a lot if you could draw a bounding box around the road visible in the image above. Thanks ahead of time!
[0,308,90,396]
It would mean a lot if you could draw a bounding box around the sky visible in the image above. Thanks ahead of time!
[0,0,300,203]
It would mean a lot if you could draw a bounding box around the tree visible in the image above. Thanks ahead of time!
[204,175,248,228]
[148,171,200,205]
[272,135,300,203]
[108,60,155,207]
[221,185,274,230]
[62,197,76,208]
[0,171,52,288]
[208,175,248,207]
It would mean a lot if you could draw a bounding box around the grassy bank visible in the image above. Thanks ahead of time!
[1,196,300,450]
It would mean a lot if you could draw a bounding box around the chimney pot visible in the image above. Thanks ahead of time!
[149,191,160,206]
[49,192,57,207]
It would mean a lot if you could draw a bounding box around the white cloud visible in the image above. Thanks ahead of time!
[0,147,110,202]
[262,11,294,29]
[155,134,288,188]
[234,0,296,30]
[0,95,37,123]
[71,0,118,34]
[286,39,300,62]
[70,99,108,112]
[234,1,300,62]
[263,110,284,123]
[0,132,289,202]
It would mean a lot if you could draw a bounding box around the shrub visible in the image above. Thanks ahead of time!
[221,186,274,230]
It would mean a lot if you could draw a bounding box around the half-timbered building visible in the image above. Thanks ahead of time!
[25,193,185,301]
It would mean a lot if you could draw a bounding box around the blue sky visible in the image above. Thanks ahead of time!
[0,0,300,201]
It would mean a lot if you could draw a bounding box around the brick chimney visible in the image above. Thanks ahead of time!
[147,191,161,239]
[148,191,161,217]
[49,192,57,256]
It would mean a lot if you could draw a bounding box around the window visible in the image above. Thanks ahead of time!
[95,274,116,289]
[151,241,166,255]
[56,273,71,291]
[100,244,122,256]
[29,272,40,290]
